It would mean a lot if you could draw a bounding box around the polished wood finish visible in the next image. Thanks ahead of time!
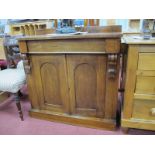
[26,39,106,53]
[18,32,122,41]
[19,28,121,130]
[31,55,70,114]
[123,45,139,119]
[18,41,28,53]
[67,55,106,117]
[122,37,155,131]
[105,54,120,119]
[29,109,116,130]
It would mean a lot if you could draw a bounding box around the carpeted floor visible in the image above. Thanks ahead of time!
[0,87,155,135]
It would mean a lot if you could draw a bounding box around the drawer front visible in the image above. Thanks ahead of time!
[27,39,106,53]
[138,53,155,70]
[135,76,155,94]
[132,99,155,120]
[136,52,155,95]
[26,39,120,53]
[133,51,155,121]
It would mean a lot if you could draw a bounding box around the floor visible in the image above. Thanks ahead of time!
[0,87,155,135]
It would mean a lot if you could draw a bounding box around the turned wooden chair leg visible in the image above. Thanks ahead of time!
[18,90,23,97]
[15,92,24,121]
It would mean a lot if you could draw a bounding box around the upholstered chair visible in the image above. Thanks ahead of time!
[0,60,26,120]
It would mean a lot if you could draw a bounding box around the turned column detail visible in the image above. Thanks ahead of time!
[107,54,118,79]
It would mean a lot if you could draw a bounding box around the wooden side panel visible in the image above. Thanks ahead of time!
[67,55,106,118]
[32,55,70,113]
[123,45,139,119]
[26,56,39,109]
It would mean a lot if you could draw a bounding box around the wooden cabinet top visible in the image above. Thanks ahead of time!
[18,32,122,41]
[123,36,155,45]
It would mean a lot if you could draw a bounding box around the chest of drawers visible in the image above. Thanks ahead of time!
[122,37,155,131]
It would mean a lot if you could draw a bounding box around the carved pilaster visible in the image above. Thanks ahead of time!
[107,54,118,79]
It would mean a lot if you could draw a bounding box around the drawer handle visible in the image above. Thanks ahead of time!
[151,108,155,116]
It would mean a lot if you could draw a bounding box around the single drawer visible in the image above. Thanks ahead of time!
[27,39,106,53]
[132,99,155,120]
[26,39,120,54]
[138,53,155,70]
[135,76,155,94]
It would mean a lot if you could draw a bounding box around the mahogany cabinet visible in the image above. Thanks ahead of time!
[18,33,122,130]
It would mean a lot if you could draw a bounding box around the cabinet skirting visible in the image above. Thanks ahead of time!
[30,109,116,130]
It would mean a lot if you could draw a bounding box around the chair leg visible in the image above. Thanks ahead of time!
[14,92,24,121]
[18,90,23,97]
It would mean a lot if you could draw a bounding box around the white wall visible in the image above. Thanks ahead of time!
[0,19,9,33]
[100,19,129,32]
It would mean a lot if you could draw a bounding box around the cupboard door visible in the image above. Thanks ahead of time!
[32,55,70,114]
[67,55,107,118]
